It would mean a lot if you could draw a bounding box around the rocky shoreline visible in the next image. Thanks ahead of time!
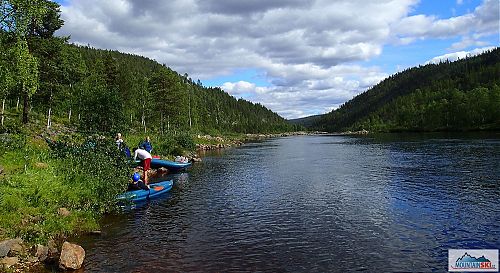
[194,131,320,151]
[0,238,85,272]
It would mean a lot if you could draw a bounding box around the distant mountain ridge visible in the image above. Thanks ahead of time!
[297,48,500,132]
[287,114,322,127]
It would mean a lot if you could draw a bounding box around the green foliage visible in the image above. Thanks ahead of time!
[174,132,196,151]
[0,37,14,98]
[1,0,65,124]
[47,135,130,213]
[352,86,500,131]
[15,38,38,97]
[311,48,500,132]
[64,45,294,135]
[0,133,25,154]
[0,133,129,243]
[155,136,183,156]
[76,58,126,133]
[126,133,195,157]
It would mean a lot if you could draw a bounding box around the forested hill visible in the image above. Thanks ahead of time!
[1,36,296,134]
[65,45,296,134]
[288,114,322,128]
[309,48,500,132]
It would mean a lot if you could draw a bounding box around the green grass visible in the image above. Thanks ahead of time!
[0,131,129,244]
[0,109,243,245]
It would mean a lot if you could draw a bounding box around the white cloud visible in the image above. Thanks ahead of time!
[57,0,498,119]
[425,46,495,64]
[218,64,387,118]
[449,36,490,50]
[392,0,499,42]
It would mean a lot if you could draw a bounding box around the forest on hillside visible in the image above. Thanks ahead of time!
[0,0,296,135]
[311,48,500,132]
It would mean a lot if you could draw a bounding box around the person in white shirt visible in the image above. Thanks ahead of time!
[134,148,152,184]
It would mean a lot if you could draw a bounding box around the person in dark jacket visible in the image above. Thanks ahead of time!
[139,136,153,153]
[129,172,149,191]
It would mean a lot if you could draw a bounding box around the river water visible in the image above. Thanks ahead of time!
[75,133,500,272]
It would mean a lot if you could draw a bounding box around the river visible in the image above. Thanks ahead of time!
[75,133,500,272]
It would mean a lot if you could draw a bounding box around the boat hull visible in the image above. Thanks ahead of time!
[150,158,191,171]
[117,180,173,202]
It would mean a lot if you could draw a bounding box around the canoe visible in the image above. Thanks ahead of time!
[117,180,173,202]
[150,158,192,171]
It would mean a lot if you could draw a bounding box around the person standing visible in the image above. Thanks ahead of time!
[139,136,153,153]
[116,133,131,157]
[115,133,124,149]
[134,148,152,184]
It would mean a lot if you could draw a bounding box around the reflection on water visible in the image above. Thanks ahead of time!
[74,133,500,272]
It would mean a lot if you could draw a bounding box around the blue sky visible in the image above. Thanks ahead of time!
[55,0,499,119]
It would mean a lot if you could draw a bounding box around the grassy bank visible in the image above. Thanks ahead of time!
[0,119,250,246]
[0,130,129,244]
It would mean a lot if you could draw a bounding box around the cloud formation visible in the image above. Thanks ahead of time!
[57,0,499,118]
[425,46,496,64]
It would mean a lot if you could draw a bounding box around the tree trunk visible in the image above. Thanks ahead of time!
[188,97,192,128]
[16,97,19,111]
[1,98,5,126]
[68,108,72,123]
[22,90,29,124]
[161,112,164,135]
[47,107,51,129]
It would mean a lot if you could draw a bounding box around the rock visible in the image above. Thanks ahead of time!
[58,207,71,217]
[89,230,102,235]
[157,167,169,174]
[0,241,10,258]
[59,242,85,270]
[34,162,48,169]
[47,239,59,260]
[0,256,18,268]
[0,238,23,258]
[27,256,39,263]
[34,244,48,262]
[191,157,202,162]
[8,240,24,256]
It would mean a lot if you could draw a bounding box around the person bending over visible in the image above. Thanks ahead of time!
[134,148,152,184]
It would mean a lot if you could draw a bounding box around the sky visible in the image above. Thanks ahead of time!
[54,0,499,119]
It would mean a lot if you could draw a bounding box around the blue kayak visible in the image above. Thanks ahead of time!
[117,180,173,202]
[150,158,191,171]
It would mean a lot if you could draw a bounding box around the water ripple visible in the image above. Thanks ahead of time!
[75,134,500,273]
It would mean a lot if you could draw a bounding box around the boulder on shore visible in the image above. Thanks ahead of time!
[0,238,23,258]
[34,244,49,262]
[59,242,85,270]
[0,256,19,269]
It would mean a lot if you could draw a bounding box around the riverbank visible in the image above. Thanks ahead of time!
[195,131,318,151]
[73,133,500,272]
[0,121,304,270]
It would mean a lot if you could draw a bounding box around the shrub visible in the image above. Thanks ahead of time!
[48,135,130,214]
[174,132,196,151]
